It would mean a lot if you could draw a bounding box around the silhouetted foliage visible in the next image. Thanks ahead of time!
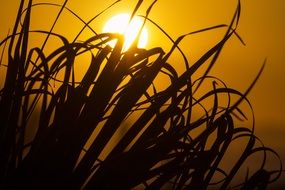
[0,0,282,189]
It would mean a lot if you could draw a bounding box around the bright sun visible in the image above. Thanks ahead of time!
[103,13,148,51]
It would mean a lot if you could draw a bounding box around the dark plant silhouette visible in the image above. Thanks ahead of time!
[0,0,283,189]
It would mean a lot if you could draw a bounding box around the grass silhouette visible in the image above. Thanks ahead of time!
[0,0,283,189]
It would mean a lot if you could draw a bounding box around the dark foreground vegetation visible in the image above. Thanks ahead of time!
[0,0,282,189]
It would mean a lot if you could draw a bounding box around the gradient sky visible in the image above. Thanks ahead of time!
[1,0,285,186]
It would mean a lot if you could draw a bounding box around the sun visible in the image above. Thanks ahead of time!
[103,13,148,51]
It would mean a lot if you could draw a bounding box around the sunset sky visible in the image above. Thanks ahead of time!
[1,0,285,187]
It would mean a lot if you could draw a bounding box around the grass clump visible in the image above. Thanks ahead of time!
[0,0,282,189]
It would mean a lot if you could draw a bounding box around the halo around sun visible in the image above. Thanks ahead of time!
[103,13,148,50]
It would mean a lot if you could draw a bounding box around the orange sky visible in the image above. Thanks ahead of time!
[1,0,285,187]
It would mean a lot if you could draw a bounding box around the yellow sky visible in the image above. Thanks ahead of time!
[1,0,285,186]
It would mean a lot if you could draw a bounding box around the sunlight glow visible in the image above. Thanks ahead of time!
[103,13,148,51]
